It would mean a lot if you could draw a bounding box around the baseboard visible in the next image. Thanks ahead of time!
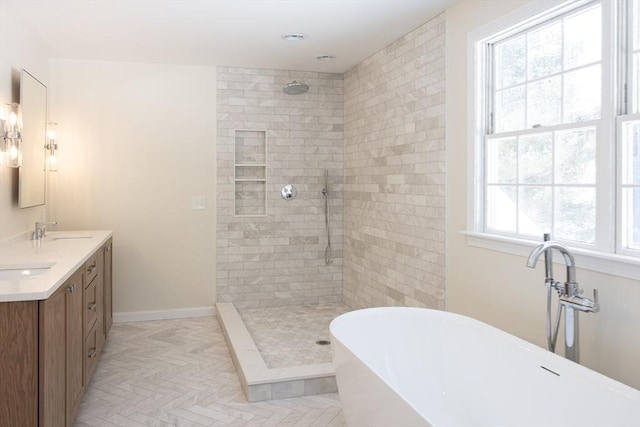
[113,306,216,323]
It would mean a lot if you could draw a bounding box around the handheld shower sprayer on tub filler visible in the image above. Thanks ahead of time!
[526,234,599,364]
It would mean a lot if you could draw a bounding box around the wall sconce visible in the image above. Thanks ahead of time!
[46,122,58,172]
[1,103,23,168]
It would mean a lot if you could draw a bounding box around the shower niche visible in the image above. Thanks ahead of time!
[234,129,267,216]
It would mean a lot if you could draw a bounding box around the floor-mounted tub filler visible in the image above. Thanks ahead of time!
[330,307,640,427]
[526,236,600,363]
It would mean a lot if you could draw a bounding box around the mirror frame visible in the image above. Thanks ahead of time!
[19,69,47,208]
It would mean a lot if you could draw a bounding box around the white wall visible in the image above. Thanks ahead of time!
[50,59,217,314]
[446,0,640,389]
[0,5,52,239]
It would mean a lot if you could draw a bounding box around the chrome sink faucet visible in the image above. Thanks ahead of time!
[32,221,58,240]
[527,238,599,364]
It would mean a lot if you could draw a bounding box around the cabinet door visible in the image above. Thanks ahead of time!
[85,323,100,382]
[104,239,113,336]
[95,245,105,354]
[84,255,104,385]
[39,278,69,427]
[66,269,85,426]
[84,276,98,334]
[1,301,38,427]
[96,270,105,355]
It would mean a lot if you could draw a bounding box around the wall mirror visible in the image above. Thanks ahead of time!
[19,69,47,208]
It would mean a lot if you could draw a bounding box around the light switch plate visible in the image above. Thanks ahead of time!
[192,196,206,210]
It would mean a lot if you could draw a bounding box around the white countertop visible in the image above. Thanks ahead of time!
[0,230,113,302]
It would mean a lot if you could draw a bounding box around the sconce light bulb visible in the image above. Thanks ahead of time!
[9,145,18,160]
[9,112,17,126]
[47,122,58,140]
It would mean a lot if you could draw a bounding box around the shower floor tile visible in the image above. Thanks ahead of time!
[237,304,352,369]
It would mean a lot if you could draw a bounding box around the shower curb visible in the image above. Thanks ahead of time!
[215,302,337,402]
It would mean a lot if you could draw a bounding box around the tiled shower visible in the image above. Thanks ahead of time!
[344,13,446,309]
[216,67,345,308]
[216,13,446,310]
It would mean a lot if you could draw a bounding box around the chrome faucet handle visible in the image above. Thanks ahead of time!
[559,288,600,313]
[592,289,600,312]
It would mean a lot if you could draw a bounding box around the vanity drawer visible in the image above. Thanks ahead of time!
[84,278,98,333]
[84,253,99,286]
[85,324,99,383]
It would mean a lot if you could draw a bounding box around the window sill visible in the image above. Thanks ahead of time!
[462,231,640,280]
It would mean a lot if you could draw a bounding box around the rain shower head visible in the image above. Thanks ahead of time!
[283,81,309,95]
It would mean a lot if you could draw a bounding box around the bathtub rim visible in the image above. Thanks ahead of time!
[330,306,640,425]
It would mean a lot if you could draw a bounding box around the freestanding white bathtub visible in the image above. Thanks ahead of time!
[330,307,640,427]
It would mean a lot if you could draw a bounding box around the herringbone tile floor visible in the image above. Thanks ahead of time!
[74,317,345,426]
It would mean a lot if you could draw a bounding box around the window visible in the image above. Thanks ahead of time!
[619,0,640,254]
[470,0,639,276]
[620,117,640,251]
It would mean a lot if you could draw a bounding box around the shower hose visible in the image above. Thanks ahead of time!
[543,233,562,353]
[323,170,332,265]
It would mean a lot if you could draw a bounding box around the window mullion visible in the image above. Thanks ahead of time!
[616,0,630,116]
[594,0,616,253]
[486,43,495,135]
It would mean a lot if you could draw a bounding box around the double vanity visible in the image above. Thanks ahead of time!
[0,230,113,427]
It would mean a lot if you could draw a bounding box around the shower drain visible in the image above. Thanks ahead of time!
[315,340,331,346]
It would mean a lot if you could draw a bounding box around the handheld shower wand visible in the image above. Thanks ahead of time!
[322,170,332,265]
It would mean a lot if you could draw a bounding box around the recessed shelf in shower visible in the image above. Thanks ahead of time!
[234,129,267,216]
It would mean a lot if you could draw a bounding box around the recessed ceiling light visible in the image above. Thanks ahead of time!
[316,55,336,61]
[281,33,306,41]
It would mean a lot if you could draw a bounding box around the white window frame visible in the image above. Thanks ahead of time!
[465,0,640,280]
[617,113,640,257]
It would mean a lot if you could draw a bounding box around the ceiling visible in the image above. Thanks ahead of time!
[2,0,457,73]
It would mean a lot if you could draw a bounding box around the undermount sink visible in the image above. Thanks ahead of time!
[49,235,92,240]
[0,262,56,280]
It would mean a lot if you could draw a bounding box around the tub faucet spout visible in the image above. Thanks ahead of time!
[526,241,576,285]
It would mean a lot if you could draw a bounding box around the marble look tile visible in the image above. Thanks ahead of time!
[343,13,446,310]
[247,383,272,402]
[75,317,345,426]
[271,380,305,400]
[305,377,338,395]
[237,304,351,369]
[217,68,344,308]
[217,302,343,403]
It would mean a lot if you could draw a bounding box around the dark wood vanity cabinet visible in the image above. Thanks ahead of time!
[0,240,113,427]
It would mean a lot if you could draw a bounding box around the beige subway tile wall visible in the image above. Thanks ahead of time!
[216,67,344,308]
[343,13,446,309]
